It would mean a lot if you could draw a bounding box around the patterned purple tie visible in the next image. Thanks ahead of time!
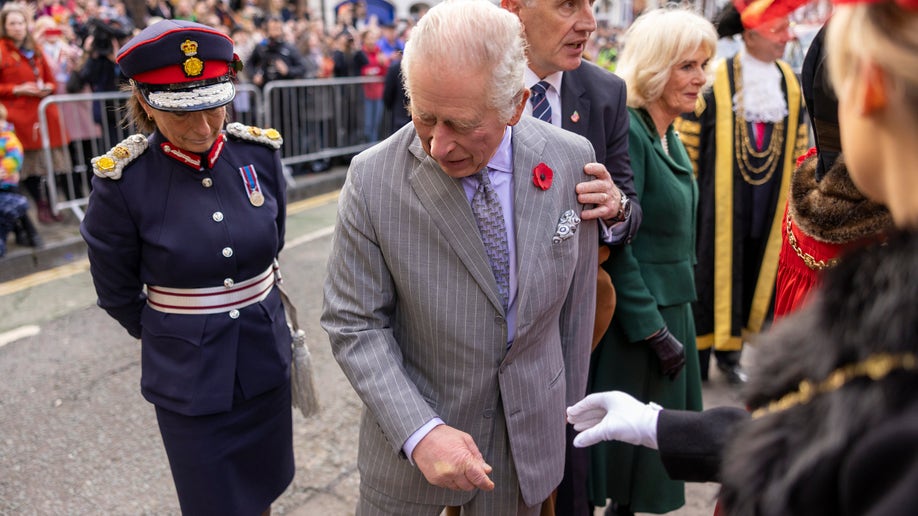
[530,81,552,123]
[471,169,510,311]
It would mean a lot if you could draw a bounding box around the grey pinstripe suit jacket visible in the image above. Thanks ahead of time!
[321,116,598,507]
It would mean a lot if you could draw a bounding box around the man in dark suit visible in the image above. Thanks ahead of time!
[382,53,410,136]
[501,1,640,514]
[502,0,639,244]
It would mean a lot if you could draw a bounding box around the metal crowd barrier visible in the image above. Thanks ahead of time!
[38,76,391,220]
[263,76,390,169]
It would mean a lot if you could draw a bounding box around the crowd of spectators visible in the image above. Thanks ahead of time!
[1,0,636,162]
[0,0,633,255]
[16,0,631,126]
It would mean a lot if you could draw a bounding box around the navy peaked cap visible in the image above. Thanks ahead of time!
[116,20,238,111]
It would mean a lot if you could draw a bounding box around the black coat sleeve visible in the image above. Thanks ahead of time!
[657,406,749,482]
[840,408,918,515]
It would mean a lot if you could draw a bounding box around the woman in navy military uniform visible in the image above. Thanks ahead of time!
[80,20,293,515]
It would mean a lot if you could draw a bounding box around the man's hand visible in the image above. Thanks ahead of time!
[274,58,289,77]
[577,163,622,222]
[412,425,495,492]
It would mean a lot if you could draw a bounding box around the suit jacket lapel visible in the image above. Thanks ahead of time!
[511,120,552,329]
[561,69,591,135]
[407,137,506,313]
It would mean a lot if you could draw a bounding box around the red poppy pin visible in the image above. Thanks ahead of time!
[533,162,553,191]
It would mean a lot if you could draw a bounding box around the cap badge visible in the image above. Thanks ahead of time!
[180,39,204,78]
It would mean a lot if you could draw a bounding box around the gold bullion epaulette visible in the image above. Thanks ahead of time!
[225,122,283,150]
[91,134,149,180]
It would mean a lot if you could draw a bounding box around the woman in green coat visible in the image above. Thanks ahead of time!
[588,8,718,515]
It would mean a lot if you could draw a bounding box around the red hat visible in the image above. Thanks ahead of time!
[733,0,809,29]
[832,0,918,7]
[116,20,241,112]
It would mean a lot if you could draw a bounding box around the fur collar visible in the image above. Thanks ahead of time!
[789,154,892,243]
[719,231,918,515]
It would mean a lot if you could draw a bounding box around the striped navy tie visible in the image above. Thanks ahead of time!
[530,81,552,123]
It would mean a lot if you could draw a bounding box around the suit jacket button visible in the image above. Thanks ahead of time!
[229,309,240,319]
[495,315,505,325]
[483,409,493,419]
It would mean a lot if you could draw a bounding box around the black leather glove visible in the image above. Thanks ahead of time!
[645,327,685,380]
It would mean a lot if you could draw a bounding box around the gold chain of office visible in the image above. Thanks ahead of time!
[732,54,785,186]
[751,352,918,419]
[785,212,840,271]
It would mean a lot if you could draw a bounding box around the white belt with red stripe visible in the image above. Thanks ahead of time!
[146,265,275,315]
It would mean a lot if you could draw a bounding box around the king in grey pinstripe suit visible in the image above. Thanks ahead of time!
[321,1,598,514]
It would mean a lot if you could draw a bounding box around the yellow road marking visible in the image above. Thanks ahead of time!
[288,190,339,215]
[0,259,90,297]
[0,191,340,297]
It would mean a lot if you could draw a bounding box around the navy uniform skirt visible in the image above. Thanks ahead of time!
[155,381,295,515]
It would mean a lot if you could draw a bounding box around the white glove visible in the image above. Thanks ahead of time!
[566,391,662,449]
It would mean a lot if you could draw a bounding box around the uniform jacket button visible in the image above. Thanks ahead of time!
[224,278,234,288]
[222,247,233,258]
[202,177,213,188]
[212,211,224,222]
[229,309,240,319]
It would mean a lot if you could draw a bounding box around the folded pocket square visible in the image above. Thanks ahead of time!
[553,209,581,243]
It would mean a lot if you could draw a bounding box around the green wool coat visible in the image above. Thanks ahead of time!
[588,108,704,513]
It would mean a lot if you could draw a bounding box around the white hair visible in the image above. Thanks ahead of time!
[401,0,528,122]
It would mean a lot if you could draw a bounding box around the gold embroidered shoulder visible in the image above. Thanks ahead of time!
[91,134,149,180]
[225,122,284,150]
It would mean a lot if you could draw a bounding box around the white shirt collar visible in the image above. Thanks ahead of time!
[524,69,563,126]
[525,69,563,93]
[488,126,513,174]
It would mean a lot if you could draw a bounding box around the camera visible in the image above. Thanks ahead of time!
[88,17,133,55]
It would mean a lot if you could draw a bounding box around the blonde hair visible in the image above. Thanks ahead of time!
[616,6,718,109]
[125,89,156,134]
[826,2,918,119]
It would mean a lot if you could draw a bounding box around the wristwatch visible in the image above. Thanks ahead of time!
[612,192,631,223]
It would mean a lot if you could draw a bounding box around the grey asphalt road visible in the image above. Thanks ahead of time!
[0,192,743,515]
